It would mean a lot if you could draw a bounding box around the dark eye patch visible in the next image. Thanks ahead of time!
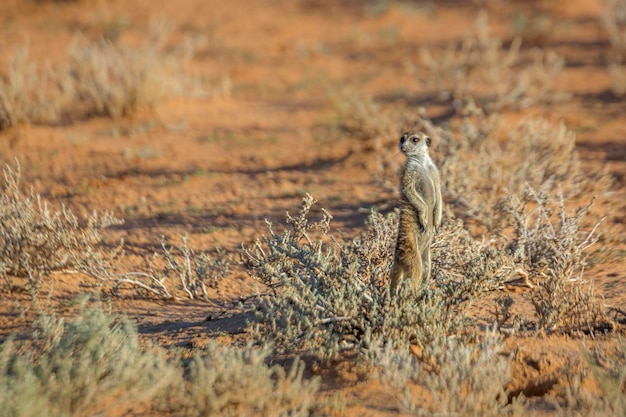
[411,136,419,143]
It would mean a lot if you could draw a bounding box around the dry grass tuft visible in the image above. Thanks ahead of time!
[417,113,612,230]
[167,344,320,417]
[501,189,609,332]
[0,161,121,292]
[602,0,626,96]
[108,235,231,302]
[419,11,570,112]
[0,22,201,129]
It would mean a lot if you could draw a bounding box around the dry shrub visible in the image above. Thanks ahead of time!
[108,235,231,302]
[241,194,396,358]
[377,329,523,416]
[241,194,510,360]
[419,11,569,112]
[0,301,174,417]
[0,47,72,129]
[418,113,611,229]
[0,159,228,302]
[329,90,407,190]
[0,162,121,292]
[431,217,514,300]
[66,21,198,118]
[253,126,608,337]
[0,301,319,417]
[168,344,320,417]
[500,189,609,332]
[0,21,200,129]
[241,190,609,361]
[602,0,626,96]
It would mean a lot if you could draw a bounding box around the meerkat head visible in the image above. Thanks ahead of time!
[399,131,430,158]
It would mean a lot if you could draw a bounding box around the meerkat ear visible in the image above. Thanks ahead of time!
[425,135,431,147]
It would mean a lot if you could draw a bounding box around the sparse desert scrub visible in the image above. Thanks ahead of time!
[376,329,521,416]
[0,159,228,302]
[499,189,609,333]
[417,113,611,229]
[241,189,609,360]
[241,194,514,361]
[107,235,231,302]
[0,161,121,292]
[0,21,200,129]
[0,301,175,417]
[328,89,409,190]
[329,101,609,223]
[602,0,626,51]
[601,0,626,96]
[419,11,570,112]
[0,301,320,417]
[377,331,626,416]
[166,344,320,417]
[241,117,611,359]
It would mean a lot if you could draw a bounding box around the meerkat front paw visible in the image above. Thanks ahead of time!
[418,215,428,232]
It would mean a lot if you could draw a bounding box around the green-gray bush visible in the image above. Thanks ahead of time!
[0,302,320,417]
[168,344,320,417]
[242,181,609,360]
[241,194,510,360]
[0,303,174,417]
[377,329,520,416]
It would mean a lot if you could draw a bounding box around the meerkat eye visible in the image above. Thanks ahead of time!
[411,136,419,143]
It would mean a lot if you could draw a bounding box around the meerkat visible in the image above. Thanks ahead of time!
[390,131,442,293]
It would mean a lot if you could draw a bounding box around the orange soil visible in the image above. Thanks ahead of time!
[1,0,625,415]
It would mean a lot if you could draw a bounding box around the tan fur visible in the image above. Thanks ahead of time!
[390,131,442,292]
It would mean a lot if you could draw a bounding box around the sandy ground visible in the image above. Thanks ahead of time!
[1,0,626,415]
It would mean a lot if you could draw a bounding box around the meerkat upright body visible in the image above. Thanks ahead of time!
[390,131,442,292]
